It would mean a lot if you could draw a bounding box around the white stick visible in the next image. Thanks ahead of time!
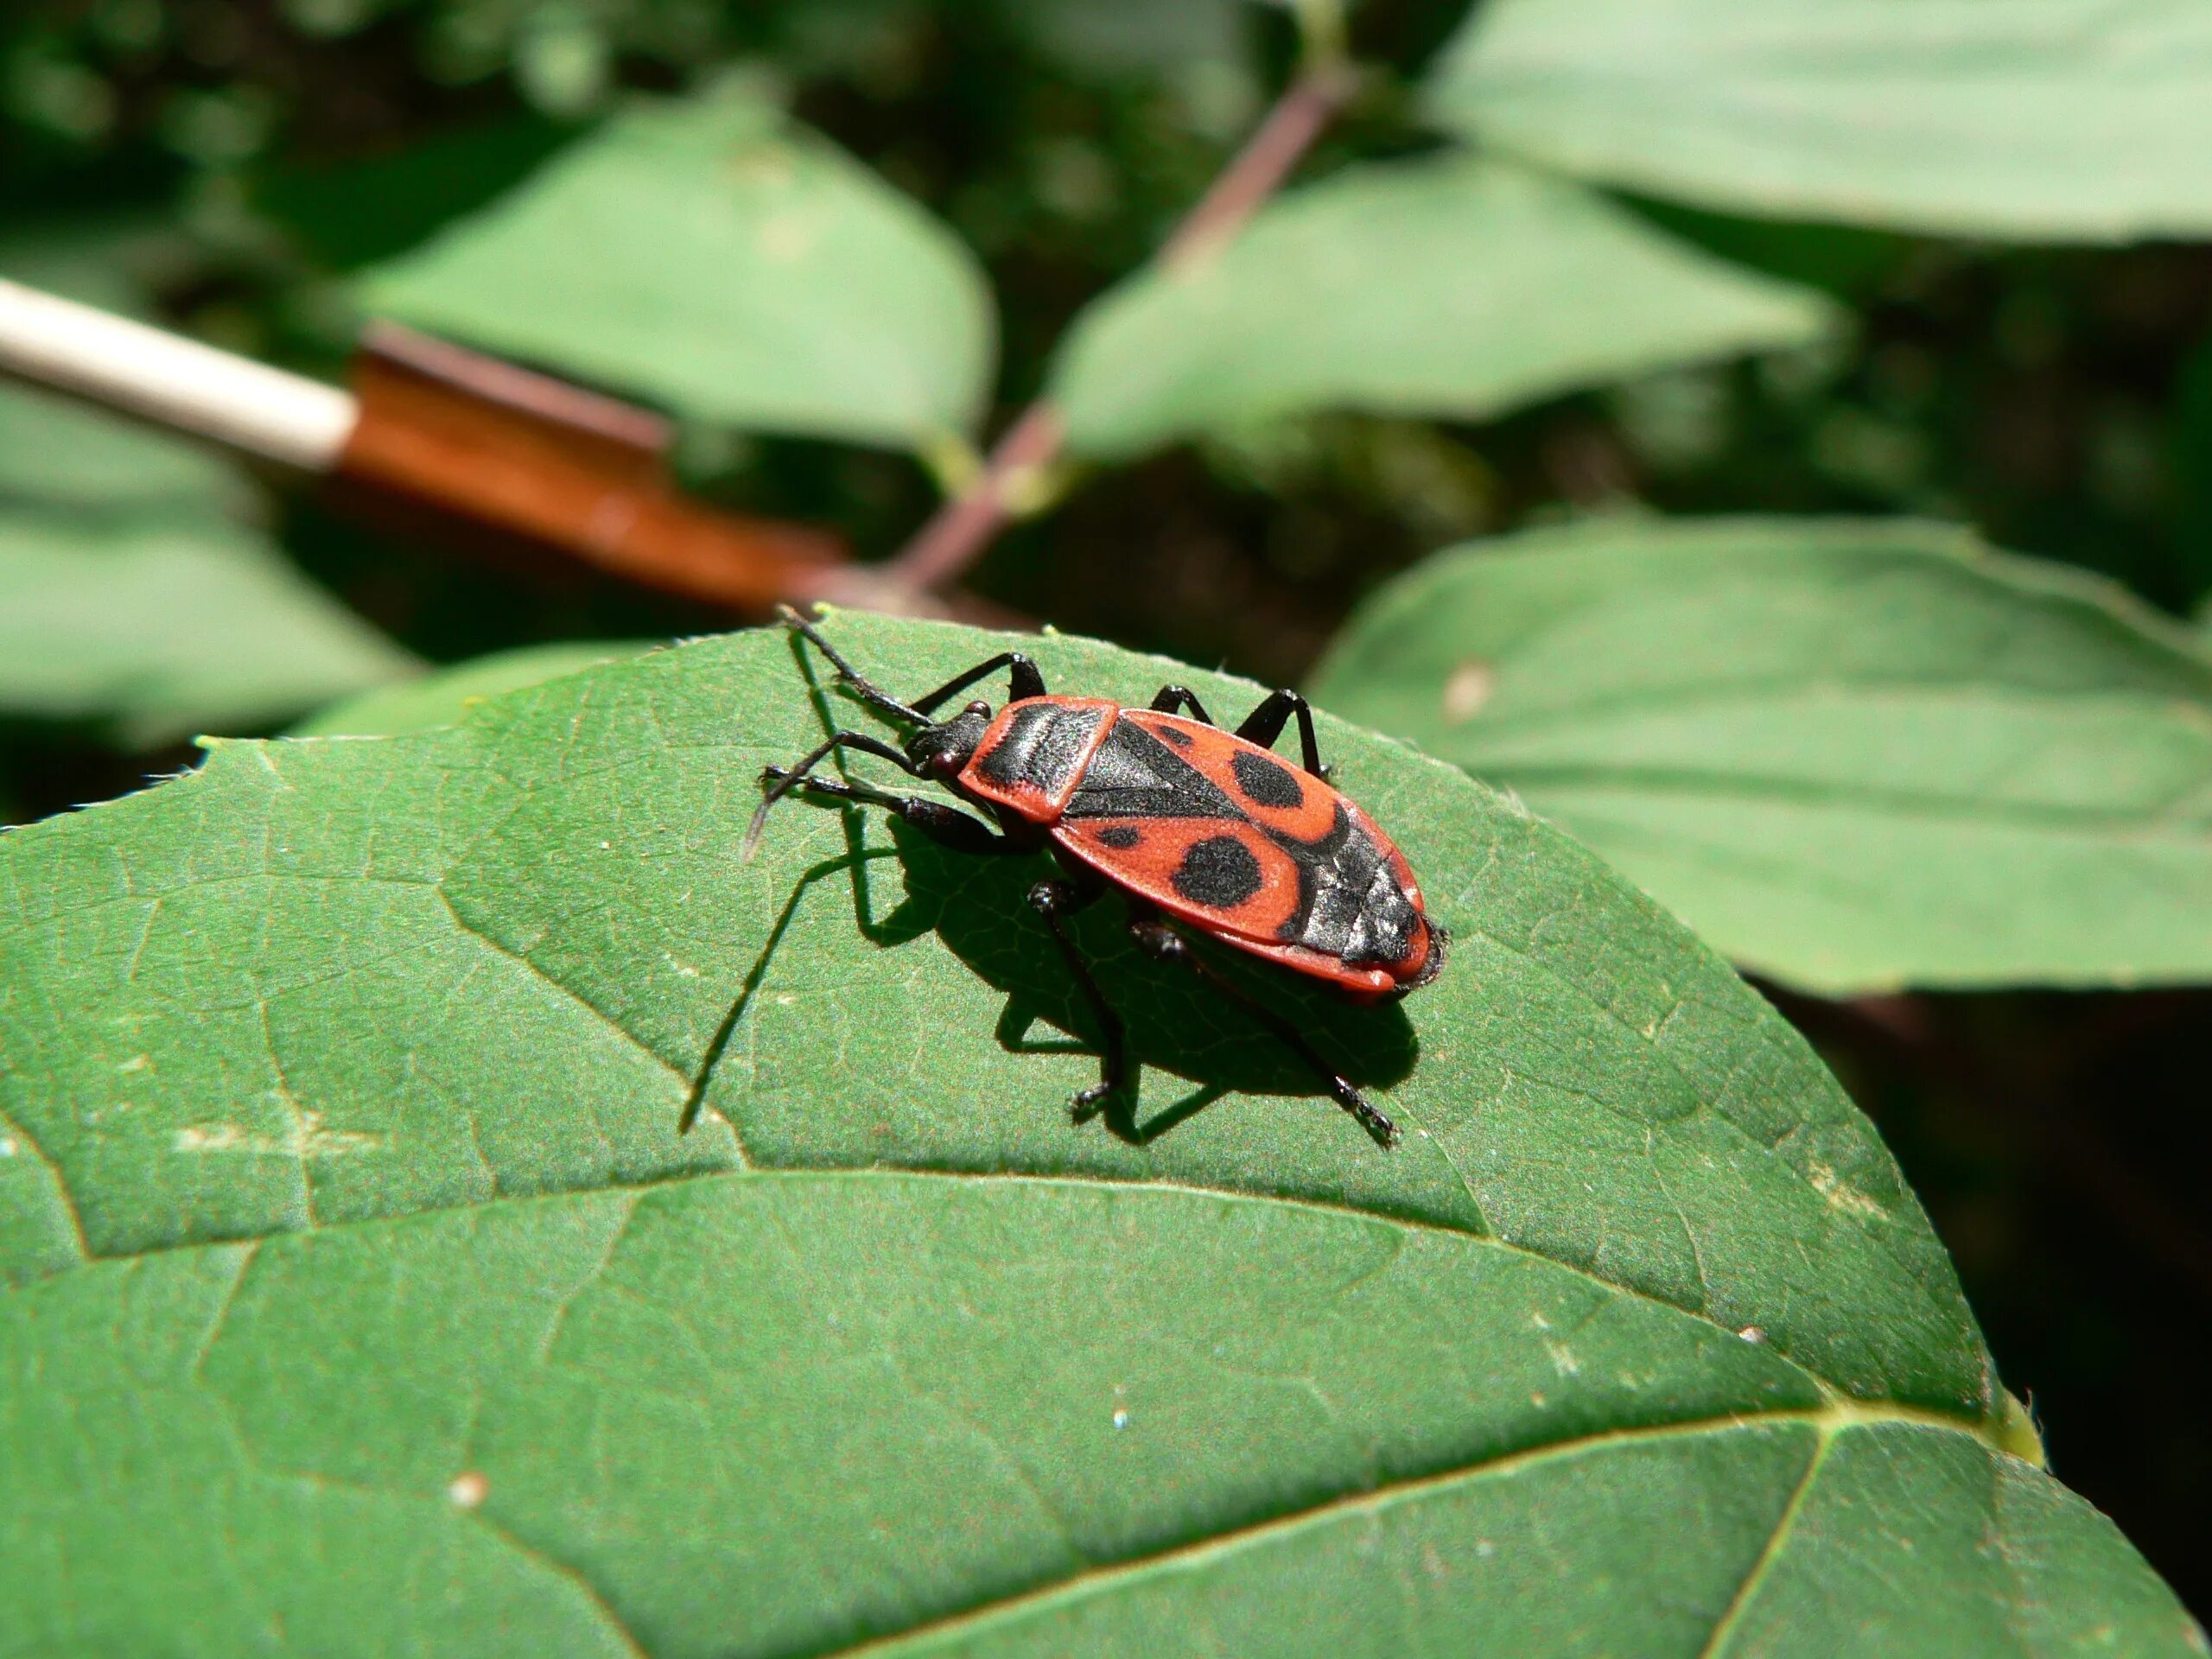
[0,276,359,472]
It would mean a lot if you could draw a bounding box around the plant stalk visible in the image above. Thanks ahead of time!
[877,62,1358,598]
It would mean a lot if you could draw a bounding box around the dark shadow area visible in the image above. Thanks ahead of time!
[893,818,1421,1142]
[718,799,1419,1147]
[0,719,200,829]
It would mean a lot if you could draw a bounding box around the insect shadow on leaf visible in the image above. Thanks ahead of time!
[877,817,1421,1144]
[681,807,928,1134]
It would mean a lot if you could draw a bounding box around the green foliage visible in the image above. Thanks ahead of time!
[0,228,238,512]
[359,83,997,451]
[3,0,2210,1638]
[0,379,239,512]
[0,508,419,746]
[1428,0,2212,240]
[1312,518,2212,993]
[0,231,416,744]
[0,616,2190,1654]
[1052,157,1836,460]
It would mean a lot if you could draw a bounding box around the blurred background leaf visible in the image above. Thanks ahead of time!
[0,221,243,512]
[1016,0,1249,74]
[1311,517,2212,993]
[359,80,998,451]
[0,378,240,512]
[1052,156,1839,459]
[0,508,420,745]
[290,638,656,734]
[1428,0,2212,240]
[0,223,416,745]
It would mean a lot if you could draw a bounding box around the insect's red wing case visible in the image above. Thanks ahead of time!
[1052,710,1430,996]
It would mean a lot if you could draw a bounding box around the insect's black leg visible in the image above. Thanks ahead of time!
[1147,685,1217,724]
[1233,690,1329,780]
[909,652,1046,715]
[779,604,1045,720]
[776,606,935,726]
[1027,878,1126,1119]
[760,766,1023,856]
[1126,911,1397,1148]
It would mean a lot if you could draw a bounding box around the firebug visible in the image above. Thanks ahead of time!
[744,608,1446,1147]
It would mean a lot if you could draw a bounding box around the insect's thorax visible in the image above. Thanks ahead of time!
[957,697,1117,822]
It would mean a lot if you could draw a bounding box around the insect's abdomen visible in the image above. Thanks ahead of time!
[957,697,1117,823]
[1051,711,1445,996]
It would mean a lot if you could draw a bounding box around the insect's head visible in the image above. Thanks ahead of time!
[905,699,992,779]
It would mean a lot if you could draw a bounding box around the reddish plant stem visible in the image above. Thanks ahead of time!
[1157,60,1357,265]
[878,63,1358,600]
[877,402,1067,597]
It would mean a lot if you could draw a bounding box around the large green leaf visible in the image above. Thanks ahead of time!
[1427,0,2212,241]
[0,617,2190,1654]
[359,85,996,450]
[1312,518,2212,994]
[0,508,420,747]
[1051,156,1834,460]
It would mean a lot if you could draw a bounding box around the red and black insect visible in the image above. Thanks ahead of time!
[745,608,1446,1147]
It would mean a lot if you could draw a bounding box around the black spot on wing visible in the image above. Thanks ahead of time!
[1064,717,1240,821]
[972,702,1105,796]
[1230,749,1304,809]
[1096,825,1141,849]
[1173,836,1263,908]
[1155,725,1195,747]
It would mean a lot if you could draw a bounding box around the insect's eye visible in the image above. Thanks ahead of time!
[964,700,990,716]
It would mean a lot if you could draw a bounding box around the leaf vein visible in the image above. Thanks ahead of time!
[0,1098,91,1262]
[1691,1422,1835,1659]
[434,889,691,1092]
[823,1407,1949,1659]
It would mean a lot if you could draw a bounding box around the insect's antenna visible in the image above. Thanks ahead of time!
[776,605,927,726]
[741,734,844,861]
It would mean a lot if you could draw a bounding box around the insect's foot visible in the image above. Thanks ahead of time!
[1334,1084,1400,1150]
[1069,1081,1116,1124]
[759,766,791,787]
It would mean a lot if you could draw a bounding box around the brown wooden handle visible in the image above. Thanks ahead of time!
[332,322,844,611]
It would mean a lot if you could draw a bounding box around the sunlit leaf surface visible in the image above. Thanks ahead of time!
[1428,0,2212,240]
